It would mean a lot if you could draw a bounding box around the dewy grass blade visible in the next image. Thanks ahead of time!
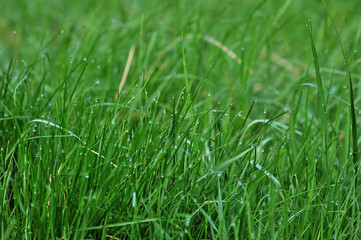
[28,119,86,144]
[349,72,359,213]
[77,218,158,231]
[307,18,328,164]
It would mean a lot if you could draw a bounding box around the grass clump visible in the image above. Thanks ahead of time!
[1,0,361,239]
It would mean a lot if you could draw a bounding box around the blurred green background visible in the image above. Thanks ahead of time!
[1,0,360,106]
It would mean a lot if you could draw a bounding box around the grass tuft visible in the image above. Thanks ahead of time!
[1,0,361,238]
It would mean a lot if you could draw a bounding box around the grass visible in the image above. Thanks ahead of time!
[1,0,361,239]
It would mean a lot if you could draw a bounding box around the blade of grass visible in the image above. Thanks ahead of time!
[116,45,136,100]
[348,71,358,220]
[307,18,329,173]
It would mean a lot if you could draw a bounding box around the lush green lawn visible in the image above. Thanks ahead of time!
[1,0,361,239]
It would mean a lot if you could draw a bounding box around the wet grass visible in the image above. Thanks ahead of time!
[1,0,361,239]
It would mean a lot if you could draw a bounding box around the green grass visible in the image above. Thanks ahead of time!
[1,0,361,239]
